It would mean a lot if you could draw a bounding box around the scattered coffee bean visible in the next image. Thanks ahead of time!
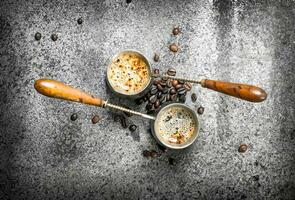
[157,92,162,98]
[177,87,187,95]
[169,43,179,52]
[157,144,168,153]
[154,100,160,108]
[143,150,151,157]
[150,150,159,158]
[159,95,166,103]
[92,115,100,124]
[129,124,137,132]
[167,68,176,76]
[171,94,177,101]
[191,93,197,102]
[184,82,192,91]
[153,79,161,85]
[172,80,178,87]
[178,80,185,84]
[153,68,160,75]
[34,32,41,41]
[51,34,58,41]
[121,116,127,128]
[157,84,163,91]
[149,95,157,103]
[179,94,186,102]
[162,87,169,94]
[161,76,169,81]
[166,93,171,101]
[238,144,248,153]
[146,103,153,111]
[160,81,167,86]
[197,106,204,114]
[167,80,172,87]
[170,88,177,94]
[70,113,78,121]
[77,18,83,24]
[143,96,148,102]
[150,87,158,95]
[175,84,183,90]
[172,27,180,35]
[168,157,176,165]
[153,53,159,62]
[114,115,122,122]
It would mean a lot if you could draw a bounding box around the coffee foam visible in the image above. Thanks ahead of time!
[108,53,150,95]
[157,106,196,145]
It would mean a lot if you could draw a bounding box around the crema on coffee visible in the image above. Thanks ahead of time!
[158,106,196,144]
[108,52,150,95]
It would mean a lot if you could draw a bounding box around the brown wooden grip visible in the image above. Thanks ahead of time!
[34,79,105,107]
[201,79,267,102]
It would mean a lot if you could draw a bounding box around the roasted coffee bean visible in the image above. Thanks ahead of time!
[167,68,176,76]
[178,80,185,84]
[143,96,148,102]
[172,27,180,35]
[157,84,163,91]
[191,93,197,102]
[171,94,177,101]
[146,92,151,98]
[160,95,166,103]
[172,80,178,87]
[169,43,179,52]
[51,34,58,41]
[121,117,127,128]
[175,84,183,90]
[114,115,122,122]
[238,144,248,153]
[170,88,177,94]
[179,94,186,102]
[149,95,157,103]
[167,80,172,87]
[157,144,168,152]
[157,92,162,98]
[129,124,137,132]
[92,115,100,124]
[135,98,144,105]
[154,100,160,108]
[153,68,160,75]
[77,18,83,24]
[34,32,41,41]
[143,150,151,157]
[70,113,78,121]
[197,106,204,114]
[177,87,187,95]
[150,87,158,95]
[153,53,159,62]
[184,82,192,91]
[153,79,161,85]
[161,75,169,81]
[166,93,171,101]
[160,81,167,86]
[146,103,153,110]
[150,150,159,158]
[162,87,169,94]
[168,157,176,165]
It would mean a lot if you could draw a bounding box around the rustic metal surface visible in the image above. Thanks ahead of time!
[0,0,295,199]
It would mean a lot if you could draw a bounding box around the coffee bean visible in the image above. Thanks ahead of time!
[135,98,144,105]
[34,32,41,41]
[162,87,169,94]
[129,124,137,132]
[143,150,151,157]
[179,94,186,102]
[150,150,159,158]
[143,96,148,102]
[167,68,176,76]
[153,68,160,75]
[168,157,176,165]
[153,53,159,62]
[114,115,122,122]
[51,34,58,41]
[197,106,204,115]
[121,116,127,128]
[191,93,197,102]
[184,82,192,91]
[150,87,158,95]
[146,92,151,98]
[160,81,167,86]
[146,102,153,110]
[77,18,83,24]
[154,100,160,108]
[177,87,187,95]
[169,43,179,52]
[157,84,163,91]
[170,88,177,94]
[178,80,185,84]
[70,113,78,121]
[92,115,100,124]
[149,95,157,103]
[157,92,162,99]
[171,94,177,101]
[160,95,166,103]
[126,0,132,3]
[175,84,183,90]
[157,144,168,152]
[154,79,161,85]
[172,27,180,35]
[167,80,173,87]
[238,144,248,153]
[166,93,171,101]
[172,80,178,87]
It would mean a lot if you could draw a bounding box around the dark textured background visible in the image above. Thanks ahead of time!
[0,0,295,199]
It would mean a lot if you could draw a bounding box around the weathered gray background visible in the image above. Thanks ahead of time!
[0,0,295,199]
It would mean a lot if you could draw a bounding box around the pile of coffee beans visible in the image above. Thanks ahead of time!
[135,68,192,114]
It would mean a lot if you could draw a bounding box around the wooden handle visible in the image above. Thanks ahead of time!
[34,79,105,107]
[201,79,267,102]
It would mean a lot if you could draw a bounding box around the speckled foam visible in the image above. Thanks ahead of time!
[0,0,295,199]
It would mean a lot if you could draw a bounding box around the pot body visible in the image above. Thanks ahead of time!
[151,103,200,149]
[106,49,153,99]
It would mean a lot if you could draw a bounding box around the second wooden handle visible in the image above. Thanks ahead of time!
[201,79,267,102]
[34,79,105,107]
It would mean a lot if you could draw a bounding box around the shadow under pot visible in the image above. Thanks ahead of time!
[106,50,153,99]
